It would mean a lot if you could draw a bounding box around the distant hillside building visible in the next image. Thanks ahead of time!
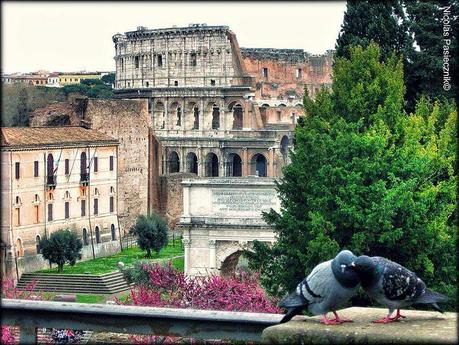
[1,127,120,279]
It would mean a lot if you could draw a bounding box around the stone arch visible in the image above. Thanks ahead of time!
[220,250,244,277]
[205,152,219,177]
[36,235,42,254]
[250,153,267,177]
[111,224,116,241]
[188,101,200,130]
[228,101,243,130]
[280,135,289,162]
[154,101,165,129]
[95,226,101,244]
[211,103,220,129]
[169,101,182,128]
[168,151,180,173]
[186,152,198,174]
[225,153,242,177]
[15,238,24,257]
[82,228,89,246]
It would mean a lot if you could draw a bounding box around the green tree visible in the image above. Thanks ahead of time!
[246,44,457,310]
[12,87,30,126]
[130,214,169,258]
[101,73,115,86]
[40,229,83,273]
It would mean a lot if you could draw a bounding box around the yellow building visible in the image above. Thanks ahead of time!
[58,73,102,86]
[1,126,120,280]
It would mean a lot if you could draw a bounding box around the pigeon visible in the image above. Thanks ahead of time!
[278,250,361,325]
[347,255,448,323]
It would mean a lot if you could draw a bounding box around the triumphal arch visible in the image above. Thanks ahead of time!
[178,177,279,276]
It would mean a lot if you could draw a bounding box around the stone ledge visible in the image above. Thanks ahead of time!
[262,307,457,344]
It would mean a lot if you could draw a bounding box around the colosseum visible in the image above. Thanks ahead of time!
[112,24,333,179]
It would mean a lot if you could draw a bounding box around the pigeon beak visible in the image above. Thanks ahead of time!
[350,262,356,267]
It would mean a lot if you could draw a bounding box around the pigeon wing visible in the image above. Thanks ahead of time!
[381,259,425,302]
[298,260,333,305]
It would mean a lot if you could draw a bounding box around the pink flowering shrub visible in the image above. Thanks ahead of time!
[117,261,281,344]
[1,326,15,345]
[117,261,282,314]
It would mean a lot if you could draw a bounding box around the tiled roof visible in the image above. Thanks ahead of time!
[1,126,118,149]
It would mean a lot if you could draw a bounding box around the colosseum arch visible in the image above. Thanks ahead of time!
[187,101,200,130]
[225,153,242,177]
[250,153,267,177]
[205,152,219,177]
[186,152,198,174]
[154,101,165,129]
[169,101,182,128]
[168,151,180,173]
[227,101,243,130]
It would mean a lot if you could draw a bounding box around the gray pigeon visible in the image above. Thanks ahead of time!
[348,255,448,323]
[279,250,360,324]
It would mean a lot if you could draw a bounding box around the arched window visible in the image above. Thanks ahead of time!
[36,235,42,254]
[251,154,267,177]
[16,238,24,257]
[176,107,182,126]
[154,102,165,129]
[226,153,242,177]
[280,136,290,162]
[211,105,220,129]
[110,186,115,194]
[111,224,116,241]
[80,152,88,182]
[82,228,89,246]
[47,154,55,185]
[186,152,198,174]
[232,104,243,130]
[169,151,180,173]
[95,226,101,244]
[193,106,200,129]
[65,191,70,199]
[15,196,21,205]
[205,153,219,177]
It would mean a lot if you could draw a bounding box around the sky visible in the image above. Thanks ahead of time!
[1,1,347,74]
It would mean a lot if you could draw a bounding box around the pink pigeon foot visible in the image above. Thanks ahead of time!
[388,309,406,321]
[331,311,353,323]
[320,314,342,325]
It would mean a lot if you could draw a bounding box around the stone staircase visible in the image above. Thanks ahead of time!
[17,271,130,294]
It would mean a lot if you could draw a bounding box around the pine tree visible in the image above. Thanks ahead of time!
[12,87,30,127]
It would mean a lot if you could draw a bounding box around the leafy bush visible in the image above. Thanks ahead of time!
[40,228,83,273]
[130,214,168,258]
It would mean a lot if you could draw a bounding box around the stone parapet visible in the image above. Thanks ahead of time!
[261,307,457,344]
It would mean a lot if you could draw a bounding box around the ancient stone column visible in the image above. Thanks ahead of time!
[208,239,217,273]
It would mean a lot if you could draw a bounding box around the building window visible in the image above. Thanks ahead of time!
[110,196,114,213]
[65,202,70,219]
[109,156,114,171]
[145,81,149,87]
[48,203,53,221]
[34,161,39,177]
[95,226,101,244]
[296,68,302,78]
[277,111,281,122]
[210,79,216,86]
[157,55,163,67]
[36,235,42,254]
[135,56,139,68]
[174,81,178,86]
[93,157,98,173]
[65,159,70,175]
[262,68,268,78]
[15,162,20,179]
[111,224,116,241]
[81,200,86,216]
[82,228,89,246]
[190,53,197,67]
[94,198,98,215]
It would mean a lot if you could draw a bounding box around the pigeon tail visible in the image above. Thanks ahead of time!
[278,291,308,308]
[280,306,303,323]
[415,288,448,308]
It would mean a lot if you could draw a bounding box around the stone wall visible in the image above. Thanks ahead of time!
[159,172,196,232]
[29,98,152,234]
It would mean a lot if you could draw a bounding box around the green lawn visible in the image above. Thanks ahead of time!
[76,294,106,304]
[37,241,184,274]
